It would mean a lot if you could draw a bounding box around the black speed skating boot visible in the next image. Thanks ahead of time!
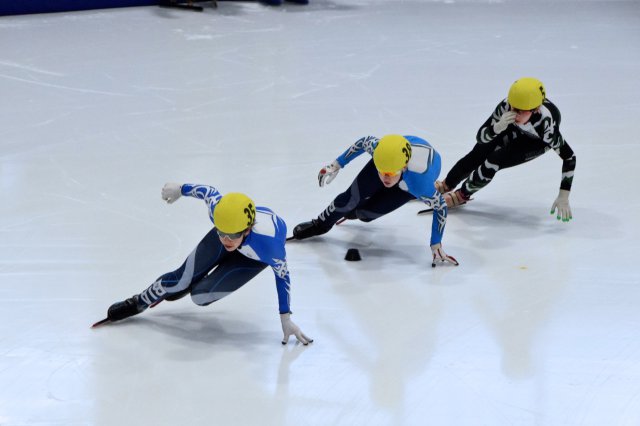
[107,295,145,322]
[293,219,330,240]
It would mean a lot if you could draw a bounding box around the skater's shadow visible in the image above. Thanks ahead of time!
[443,202,552,250]
[449,201,623,242]
[152,1,244,18]
[152,0,359,18]
[116,310,271,350]
[278,0,360,12]
[452,202,542,229]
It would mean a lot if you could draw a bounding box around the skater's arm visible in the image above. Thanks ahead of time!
[181,183,223,203]
[269,252,312,344]
[415,190,447,247]
[429,193,447,246]
[335,135,379,168]
[318,136,379,187]
[181,183,223,222]
[263,238,312,344]
[272,260,292,314]
[411,154,447,246]
[274,254,312,345]
[553,139,576,191]
[477,100,510,144]
[550,139,576,222]
[258,236,291,314]
[424,193,458,266]
[268,234,291,314]
[540,122,576,222]
[250,211,292,314]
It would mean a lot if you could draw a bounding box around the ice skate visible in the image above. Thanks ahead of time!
[107,295,145,322]
[435,180,450,194]
[292,219,330,240]
[92,295,145,328]
[444,189,470,208]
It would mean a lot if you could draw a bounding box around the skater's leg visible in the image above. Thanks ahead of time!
[352,186,415,222]
[190,251,267,306]
[293,160,385,239]
[137,227,230,308]
[317,159,385,226]
[106,228,231,322]
[460,135,549,197]
[443,140,498,190]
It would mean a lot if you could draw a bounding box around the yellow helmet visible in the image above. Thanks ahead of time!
[373,134,412,175]
[213,193,256,234]
[508,77,546,110]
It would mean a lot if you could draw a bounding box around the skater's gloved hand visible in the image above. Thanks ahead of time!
[280,313,313,345]
[318,161,341,187]
[550,189,572,222]
[430,243,459,267]
[161,182,182,204]
[493,110,517,134]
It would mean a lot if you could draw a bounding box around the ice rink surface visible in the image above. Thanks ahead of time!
[1,0,640,424]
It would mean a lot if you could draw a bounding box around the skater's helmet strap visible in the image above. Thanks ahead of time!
[214,193,256,234]
[373,134,412,175]
[508,77,545,111]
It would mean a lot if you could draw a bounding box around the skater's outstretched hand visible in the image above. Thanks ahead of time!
[550,189,572,222]
[161,182,182,204]
[430,243,459,267]
[280,313,313,345]
[318,161,341,187]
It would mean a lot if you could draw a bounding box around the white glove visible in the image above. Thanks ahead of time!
[493,110,517,134]
[430,243,459,267]
[318,161,341,187]
[550,189,572,222]
[280,313,313,345]
[161,182,182,204]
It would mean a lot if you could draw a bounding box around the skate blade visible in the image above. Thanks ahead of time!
[91,318,110,328]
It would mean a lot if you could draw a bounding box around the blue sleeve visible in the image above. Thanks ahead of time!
[273,261,291,314]
[335,135,379,168]
[424,149,446,246]
[415,190,447,246]
[246,209,291,314]
[402,139,447,246]
[269,216,291,314]
[180,183,223,224]
[429,195,447,246]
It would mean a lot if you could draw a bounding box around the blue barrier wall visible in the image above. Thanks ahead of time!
[0,1,158,16]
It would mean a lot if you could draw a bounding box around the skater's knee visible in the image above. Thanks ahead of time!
[190,293,207,306]
[190,292,221,306]
[355,209,375,222]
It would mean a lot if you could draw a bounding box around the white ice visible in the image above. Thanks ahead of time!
[1,1,640,425]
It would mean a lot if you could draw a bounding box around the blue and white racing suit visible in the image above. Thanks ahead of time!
[315,135,448,246]
[137,184,292,314]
